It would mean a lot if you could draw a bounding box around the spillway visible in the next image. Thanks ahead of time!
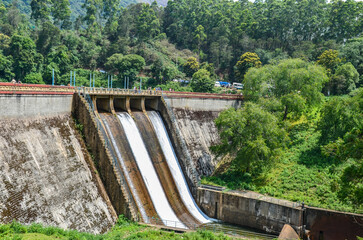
[99,113,150,222]
[117,112,186,229]
[97,108,212,229]
[148,111,211,224]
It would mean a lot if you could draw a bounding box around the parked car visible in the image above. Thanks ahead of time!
[232,82,243,89]
[219,81,231,87]
[214,81,221,87]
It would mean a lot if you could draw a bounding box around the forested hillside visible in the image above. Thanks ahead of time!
[0,0,362,212]
[0,0,168,21]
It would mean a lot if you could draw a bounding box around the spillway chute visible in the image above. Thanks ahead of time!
[147,111,212,224]
[117,112,187,229]
[99,114,148,222]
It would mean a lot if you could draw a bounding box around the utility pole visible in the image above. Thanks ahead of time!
[93,73,95,88]
[73,71,76,87]
[52,68,54,86]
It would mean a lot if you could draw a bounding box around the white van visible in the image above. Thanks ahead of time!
[214,81,221,87]
[232,82,243,89]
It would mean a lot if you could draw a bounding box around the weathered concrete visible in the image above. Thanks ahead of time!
[197,188,363,239]
[0,114,116,233]
[172,109,221,176]
[0,95,72,119]
[162,96,242,180]
[305,206,363,240]
[197,188,302,235]
[157,98,200,198]
[164,97,242,111]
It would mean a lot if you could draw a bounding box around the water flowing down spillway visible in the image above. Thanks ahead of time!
[99,113,148,222]
[117,112,187,229]
[148,111,211,224]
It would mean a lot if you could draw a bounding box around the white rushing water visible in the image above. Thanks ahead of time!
[148,111,212,224]
[100,116,148,222]
[117,112,186,229]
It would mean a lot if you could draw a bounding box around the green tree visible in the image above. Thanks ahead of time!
[24,72,45,84]
[280,92,306,121]
[46,45,72,76]
[244,59,328,106]
[235,52,261,81]
[318,90,363,145]
[190,69,214,93]
[51,0,71,29]
[317,49,342,75]
[194,25,206,59]
[0,52,14,81]
[213,103,288,175]
[82,0,103,30]
[36,21,61,55]
[30,0,51,23]
[9,35,37,80]
[319,89,363,208]
[330,62,359,95]
[338,159,363,209]
[340,38,363,87]
[136,4,160,42]
[106,53,145,83]
[183,57,199,77]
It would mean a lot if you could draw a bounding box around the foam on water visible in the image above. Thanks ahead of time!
[148,111,211,224]
[117,112,186,229]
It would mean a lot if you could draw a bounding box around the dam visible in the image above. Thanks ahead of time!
[0,83,362,239]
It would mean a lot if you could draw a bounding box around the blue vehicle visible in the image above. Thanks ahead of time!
[219,81,231,87]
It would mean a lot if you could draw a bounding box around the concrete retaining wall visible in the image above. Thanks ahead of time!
[0,95,72,118]
[197,188,363,239]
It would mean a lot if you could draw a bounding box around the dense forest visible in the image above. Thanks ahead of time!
[0,0,362,212]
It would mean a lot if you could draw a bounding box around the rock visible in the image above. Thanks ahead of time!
[278,224,300,240]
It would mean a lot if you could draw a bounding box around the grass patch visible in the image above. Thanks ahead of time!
[0,217,243,240]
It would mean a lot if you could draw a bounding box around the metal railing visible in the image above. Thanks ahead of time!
[77,87,162,96]
[199,184,226,192]
[199,223,277,240]
[143,217,276,239]
[145,217,193,230]
[0,82,74,94]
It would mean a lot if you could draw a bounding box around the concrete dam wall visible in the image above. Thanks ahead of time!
[0,94,116,233]
[164,96,242,177]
